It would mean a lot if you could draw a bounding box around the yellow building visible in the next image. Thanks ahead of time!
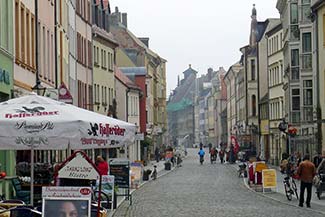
[92,26,118,115]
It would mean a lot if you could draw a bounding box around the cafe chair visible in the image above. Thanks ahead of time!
[0,199,25,204]
[11,178,30,204]
[9,207,41,217]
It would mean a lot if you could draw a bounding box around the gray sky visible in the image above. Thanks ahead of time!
[110,0,279,96]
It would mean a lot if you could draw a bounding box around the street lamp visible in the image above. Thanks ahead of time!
[32,82,46,96]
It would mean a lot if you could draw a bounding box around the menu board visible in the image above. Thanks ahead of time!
[109,161,130,189]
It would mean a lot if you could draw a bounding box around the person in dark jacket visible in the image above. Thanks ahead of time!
[297,155,316,208]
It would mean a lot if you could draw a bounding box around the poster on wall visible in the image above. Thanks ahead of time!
[95,175,115,211]
[130,162,143,189]
[109,160,130,189]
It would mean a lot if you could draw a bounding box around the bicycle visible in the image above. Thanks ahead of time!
[283,174,299,201]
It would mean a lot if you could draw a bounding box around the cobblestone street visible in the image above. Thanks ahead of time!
[113,149,324,217]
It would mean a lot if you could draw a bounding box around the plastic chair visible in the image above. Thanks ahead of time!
[11,178,30,204]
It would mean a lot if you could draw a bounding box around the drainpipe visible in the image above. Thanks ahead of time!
[256,42,261,156]
[54,0,58,88]
[313,12,322,154]
[126,88,130,122]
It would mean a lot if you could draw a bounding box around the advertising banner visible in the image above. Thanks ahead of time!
[42,187,91,217]
[262,169,277,189]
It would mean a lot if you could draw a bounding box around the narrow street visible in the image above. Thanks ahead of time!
[114,148,323,217]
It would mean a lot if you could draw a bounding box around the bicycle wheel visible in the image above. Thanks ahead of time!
[284,182,292,201]
[291,179,299,200]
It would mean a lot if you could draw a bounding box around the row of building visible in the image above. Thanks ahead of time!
[168,0,325,166]
[0,0,167,179]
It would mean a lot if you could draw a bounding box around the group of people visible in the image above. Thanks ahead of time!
[281,152,325,208]
[197,143,226,164]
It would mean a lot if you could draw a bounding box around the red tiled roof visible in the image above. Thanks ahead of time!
[95,0,110,10]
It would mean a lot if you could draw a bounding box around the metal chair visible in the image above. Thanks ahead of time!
[11,178,30,204]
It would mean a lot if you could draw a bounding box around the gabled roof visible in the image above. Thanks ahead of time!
[92,25,119,46]
[110,26,166,62]
[119,67,147,76]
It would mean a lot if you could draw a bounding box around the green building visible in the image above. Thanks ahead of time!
[0,0,16,198]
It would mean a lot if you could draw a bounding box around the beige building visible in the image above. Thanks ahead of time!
[13,0,56,97]
[115,67,141,161]
[266,22,286,165]
[312,0,325,154]
[75,0,92,110]
[224,63,243,148]
[110,8,167,156]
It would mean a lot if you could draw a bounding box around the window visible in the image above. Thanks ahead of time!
[88,40,92,68]
[15,0,19,60]
[291,89,300,123]
[93,46,97,65]
[21,5,25,62]
[292,89,300,110]
[103,50,106,69]
[101,86,104,103]
[303,80,312,106]
[291,49,299,80]
[302,32,312,69]
[251,59,255,80]
[301,0,311,22]
[47,30,50,80]
[252,95,256,116]
[26,11,30,66]
[290,3,299,40]
[31,15,35,68]
[96,47,99,64]
[42,26,46,78]
[323,14,325,47]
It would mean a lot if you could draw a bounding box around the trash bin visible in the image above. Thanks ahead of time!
[164,162,171,170]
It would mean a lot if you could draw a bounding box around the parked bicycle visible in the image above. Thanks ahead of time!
[283,174,299,201]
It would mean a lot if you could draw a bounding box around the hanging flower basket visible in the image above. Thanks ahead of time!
[288,127,298,137]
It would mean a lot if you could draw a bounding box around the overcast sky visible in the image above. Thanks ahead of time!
[110,0,279,96]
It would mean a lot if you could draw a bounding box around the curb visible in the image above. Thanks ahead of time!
[229,163,325,215]
[110,163,179,217]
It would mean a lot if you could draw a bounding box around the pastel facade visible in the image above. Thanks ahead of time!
[76,0,93,110]
[266,22,286,165]
[0,0,15,198]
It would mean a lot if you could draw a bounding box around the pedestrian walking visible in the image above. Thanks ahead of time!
[151,165,157,180]
[219,149,224,164]
[297,154,316,208]
[155,147,160,162]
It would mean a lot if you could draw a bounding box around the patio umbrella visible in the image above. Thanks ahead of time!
[0,94,136,205]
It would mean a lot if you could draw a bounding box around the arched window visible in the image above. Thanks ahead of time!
[252,95,256,116]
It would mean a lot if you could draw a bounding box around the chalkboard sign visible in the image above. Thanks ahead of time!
[109,161,129,189]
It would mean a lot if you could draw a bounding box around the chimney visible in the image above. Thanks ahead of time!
[122,13,128,28]
[138,37,149,48]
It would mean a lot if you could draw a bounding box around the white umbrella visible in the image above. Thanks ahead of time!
[0,94,136,205]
